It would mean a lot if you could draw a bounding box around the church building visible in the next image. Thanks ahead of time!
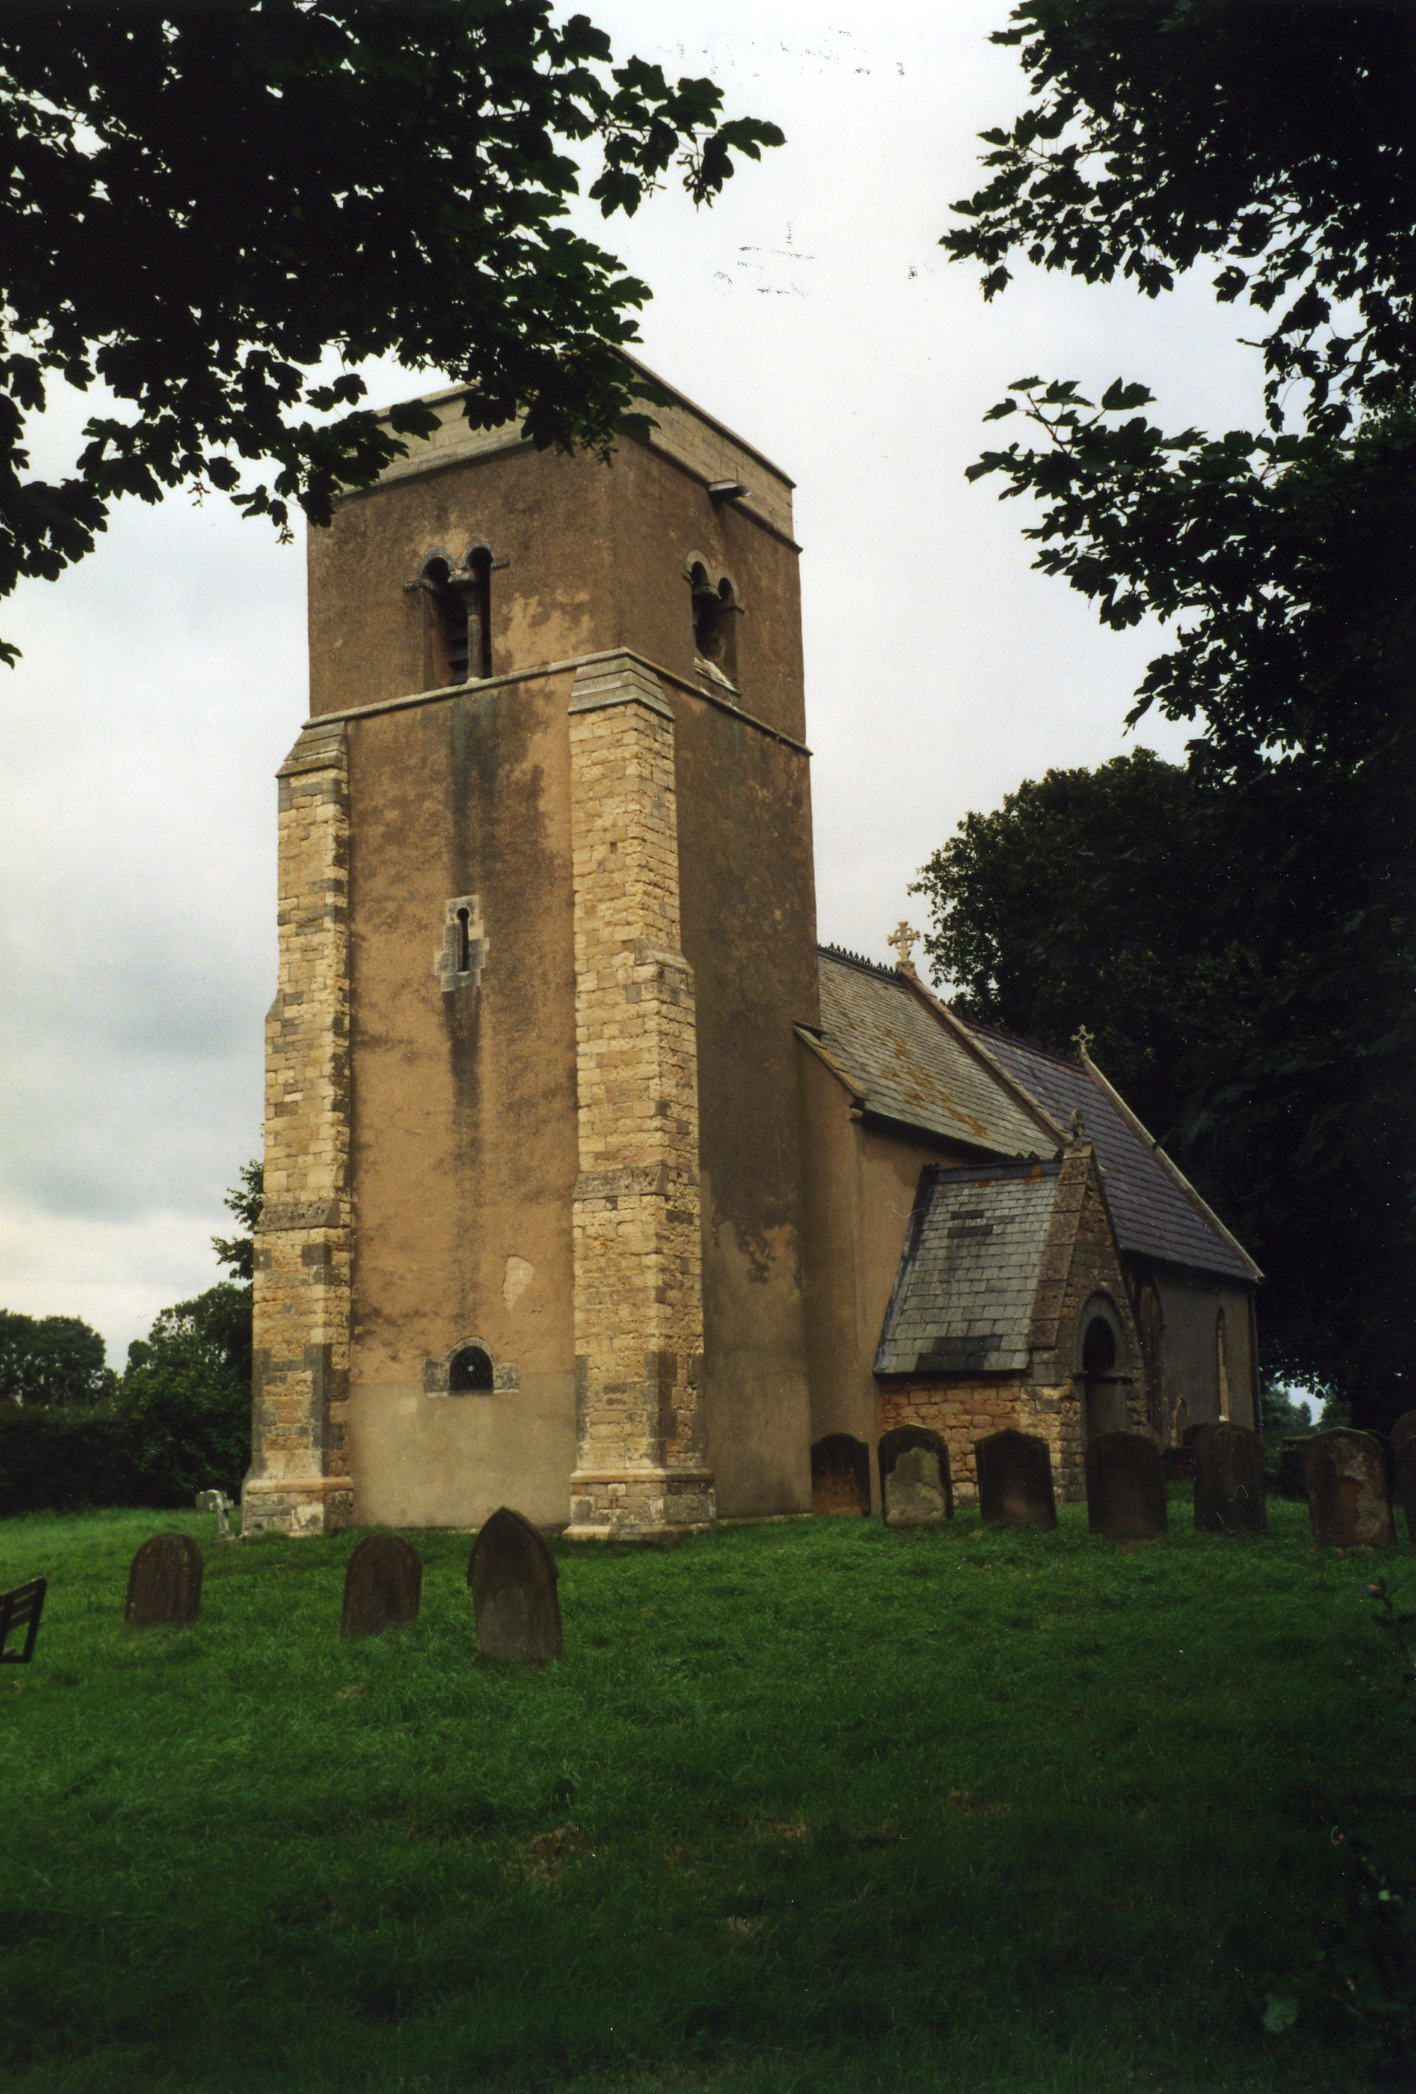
[243,369,1259,1538]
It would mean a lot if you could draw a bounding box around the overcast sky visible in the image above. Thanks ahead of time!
[0,0,1266,1365]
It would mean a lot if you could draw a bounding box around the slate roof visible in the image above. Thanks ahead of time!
[961,1019,1258,1284]
[875,1161,1062,1376]
[815,950,1048,1157]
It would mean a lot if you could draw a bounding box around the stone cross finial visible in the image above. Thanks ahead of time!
[888,921,921,975]
[196,1488,234,1540]
[1072,1024,1094,1060]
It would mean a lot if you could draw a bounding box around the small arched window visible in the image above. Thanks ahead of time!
[449,1345,494,1394]
[418,546,492,688]
[689,562,739,684]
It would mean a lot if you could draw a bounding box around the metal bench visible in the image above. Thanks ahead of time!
[0,1577,47,1665]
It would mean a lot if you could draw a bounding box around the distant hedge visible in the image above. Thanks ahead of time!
[0,1383,248,1517]
[0,1403,139,1516]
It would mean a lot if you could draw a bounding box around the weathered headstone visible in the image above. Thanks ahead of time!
[125,1531,203,1629]
[1277,1437,1312,1500]
[976,1428,1057,1531]
[1085,1431,1168,1541]
[1304,1429,1393,1548]
[1389,1409,1416,1461]
[468,1507,562,1665]
[877,1426,952,1526]
[341,1532,423,1638]
[1396,1442,1416,1547]
[810,1434,871,1516]
[1192,1421,1267,1535]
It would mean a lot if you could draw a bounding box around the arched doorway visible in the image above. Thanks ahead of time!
[1078,1301,1130,1442]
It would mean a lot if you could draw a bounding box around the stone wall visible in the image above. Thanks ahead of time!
[565,656,713,1537]
[244,720,354,1534]
[880,1378,1083,1503]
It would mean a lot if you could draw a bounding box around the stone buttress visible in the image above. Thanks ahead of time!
[564,655,714,1537]
[243,719,354,1534]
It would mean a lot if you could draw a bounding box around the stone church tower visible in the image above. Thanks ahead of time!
[243,373,820,1537]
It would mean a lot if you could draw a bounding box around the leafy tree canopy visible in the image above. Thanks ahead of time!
[945,2,1416,778]
[212,1158,263,1286]
[0,1309,115,1407]
[120,1283,252,1501]
[0,1,782,661]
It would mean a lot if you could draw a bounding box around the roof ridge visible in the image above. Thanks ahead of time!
[818,941,899,982]
[957,1011,1084,1071]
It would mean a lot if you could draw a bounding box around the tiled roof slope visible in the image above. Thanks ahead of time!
[962,1020,1256,1283]
[816,951,1047,1157]
[876,1161,1062,1375]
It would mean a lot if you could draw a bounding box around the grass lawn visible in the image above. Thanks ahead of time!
[1,1499,1413,2093]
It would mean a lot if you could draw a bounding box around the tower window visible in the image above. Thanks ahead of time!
[417,546,492,689]
[449,1345,494,1393]
[689,562,739,684]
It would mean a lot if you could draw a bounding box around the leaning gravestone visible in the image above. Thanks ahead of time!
[1192,1421,1267,1535]
[1304,1430,1393,1548]
[976,1428,1057,1531]
[125,1531,203,1629]
[1085,1432,1168,1541]
[468,1507,562,1665]
[341,1533,422,1638]
[1396,1442,1416,1547]
[878,1426,952,1526]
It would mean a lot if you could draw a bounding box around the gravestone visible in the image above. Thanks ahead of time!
[125,1531,203,1628]
[1304,1430,1393,1548]
[195,1488,234,1541]
[341,1533,422,1638]
[1277,1438,1312,1500]
[468,1507,562,1665]
[976,1428,1057,1531]
[1396,1442,1416,1547]
[877,1426,952,1526]
[810,1434,871,1516]
[1192,1422,1267,1535]
[1085,1432,1168,1541]
[1390,1409,1416,1461]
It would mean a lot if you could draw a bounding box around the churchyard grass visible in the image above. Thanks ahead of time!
[1,1500,1411,2093]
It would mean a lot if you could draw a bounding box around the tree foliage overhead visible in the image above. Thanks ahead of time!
[935,1,1415,1427]
[948,0,1416,441]
[0,0,781,660]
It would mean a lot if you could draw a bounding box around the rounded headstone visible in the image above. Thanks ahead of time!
[976,1428,1057,1531]
[469,1507,562,1665]
[878,1426,952,1526]
[341,1532,422,1638]
[125,1531,203,1629]
[1304,1430,1394,1548]
[1085,1431,1168,1541]
[1192,1421,1266,1535]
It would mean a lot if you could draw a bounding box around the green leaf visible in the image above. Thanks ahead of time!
[1262,1994,1298,2036]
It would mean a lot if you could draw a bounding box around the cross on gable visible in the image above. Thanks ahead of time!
[887,920,920,974]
